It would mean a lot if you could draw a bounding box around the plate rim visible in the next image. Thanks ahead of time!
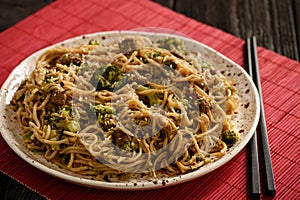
[0,30,260,190]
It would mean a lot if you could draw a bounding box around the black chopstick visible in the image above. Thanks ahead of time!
[245,36,276,196]
[245,38,261,198]
[249,36,276,195]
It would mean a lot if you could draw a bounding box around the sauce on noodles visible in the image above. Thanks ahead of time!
[10,35,239,181]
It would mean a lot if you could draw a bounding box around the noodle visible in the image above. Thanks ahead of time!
[10,35,239,181]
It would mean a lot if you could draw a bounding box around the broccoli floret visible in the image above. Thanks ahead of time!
[46,106,80,133]
[157,37,184,52]
[88,39,100,45]
[136,85,164,107]
[65,121,81,132]
[90,65,123,91]
[221,130,239,147]
[92,104,115,115]
[90,104,115,130]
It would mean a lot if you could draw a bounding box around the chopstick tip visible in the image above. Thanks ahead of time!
[251,192,260,200]
[266,188,276,196]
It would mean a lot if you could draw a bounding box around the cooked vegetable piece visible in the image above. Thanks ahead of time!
[119,38,136,52]
[136,85,164,107]
[58,53,83,66]
[90,104,115,130]
[88,39,100,45]
[90,65,123,91]
[221,130,239,147]
[158,37,184,52]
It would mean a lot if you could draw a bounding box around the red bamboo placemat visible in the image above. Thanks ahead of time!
[0,0,299,199]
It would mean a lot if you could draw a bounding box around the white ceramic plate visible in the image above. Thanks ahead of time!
[0,31,260,190]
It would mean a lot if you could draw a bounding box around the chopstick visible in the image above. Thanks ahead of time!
[245,36,276,196]
[245,38,261,198]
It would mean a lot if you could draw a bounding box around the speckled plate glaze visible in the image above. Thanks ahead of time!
[0,31,260,190]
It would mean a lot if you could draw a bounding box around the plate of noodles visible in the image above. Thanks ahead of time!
[0,30,259,190]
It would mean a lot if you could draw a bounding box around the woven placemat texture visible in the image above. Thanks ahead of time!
[0,0,299,199]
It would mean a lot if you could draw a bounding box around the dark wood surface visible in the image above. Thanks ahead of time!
[154,0,300,61]
[0,0,299,199]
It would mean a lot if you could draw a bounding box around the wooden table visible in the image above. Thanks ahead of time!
[0,0,299,199]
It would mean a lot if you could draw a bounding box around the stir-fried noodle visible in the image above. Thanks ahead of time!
[10,35,239,181]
